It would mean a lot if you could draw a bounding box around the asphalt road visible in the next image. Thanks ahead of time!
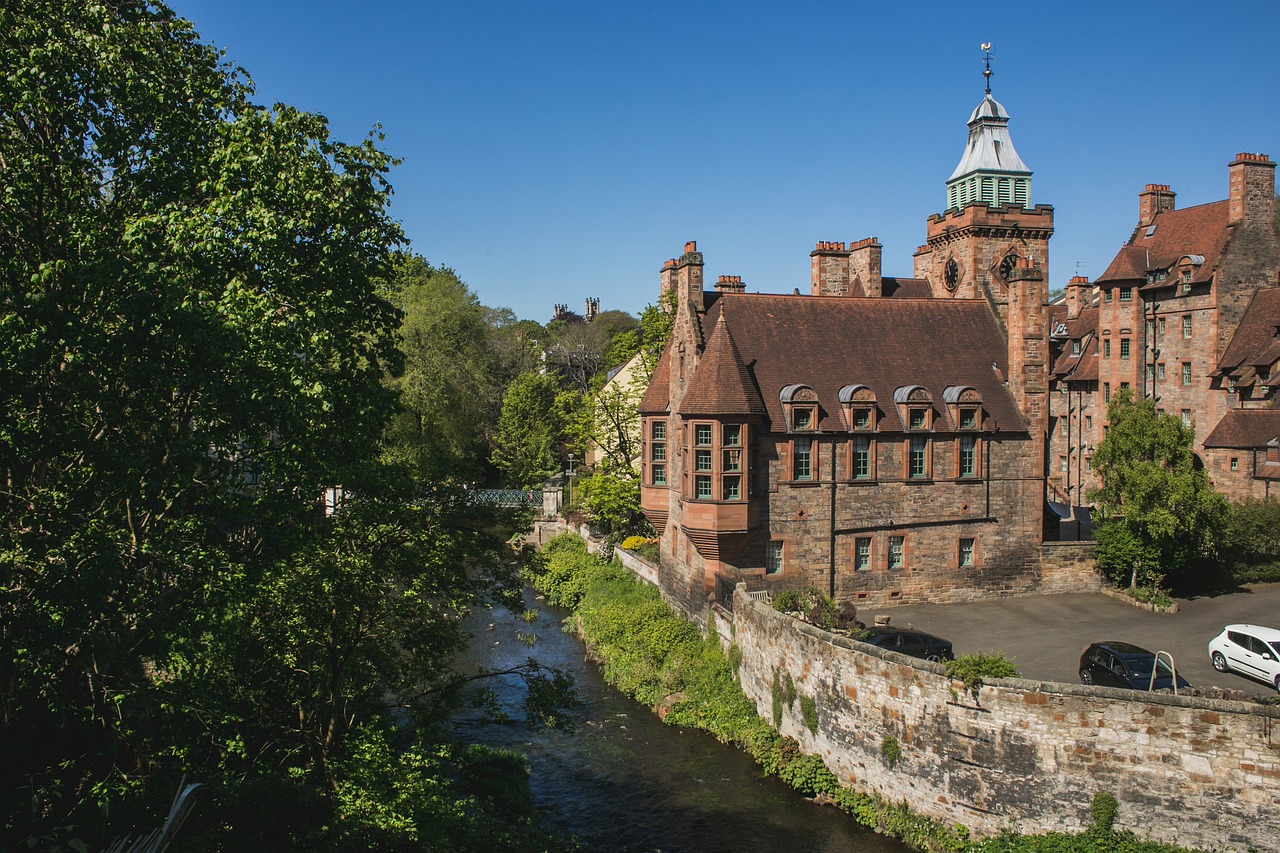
[867,583,1280,698]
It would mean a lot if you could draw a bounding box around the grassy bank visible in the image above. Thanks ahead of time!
[525,533,1200,853]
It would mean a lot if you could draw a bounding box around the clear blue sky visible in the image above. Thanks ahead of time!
[168,1,1279,323]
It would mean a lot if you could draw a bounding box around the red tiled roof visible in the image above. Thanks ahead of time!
[1203,408,1280,449]
[678,308,767,417]
[695,292,1024,433]
[638,341,671,414]
[1099,200,1231,286]
[1217,287,1280,374]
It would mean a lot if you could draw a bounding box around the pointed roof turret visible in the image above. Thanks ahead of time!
[945,44,1033,211]
[677,307,765,417]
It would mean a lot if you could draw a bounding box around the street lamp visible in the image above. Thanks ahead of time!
[566,452,576,512]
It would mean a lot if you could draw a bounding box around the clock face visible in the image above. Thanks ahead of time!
[999,253,1018,282]
[944,258,959,291]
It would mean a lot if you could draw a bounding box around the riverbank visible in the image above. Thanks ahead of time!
[525,533,1198,853]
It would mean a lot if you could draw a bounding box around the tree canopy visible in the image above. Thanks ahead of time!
[1088,390,1228,587]
[0,3,563,848]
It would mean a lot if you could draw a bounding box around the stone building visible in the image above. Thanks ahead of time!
[638,86,1075,610]
[1047,154,1280,504]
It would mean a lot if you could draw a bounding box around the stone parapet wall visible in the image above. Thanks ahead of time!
[730,587,1280,852]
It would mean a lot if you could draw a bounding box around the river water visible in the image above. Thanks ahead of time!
[452,588,910,853]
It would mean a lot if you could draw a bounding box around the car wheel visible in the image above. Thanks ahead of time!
[1274,674,1280,693]
[1211,651,1228,673]
[1080,669,1093,685]
[926,653,942,663]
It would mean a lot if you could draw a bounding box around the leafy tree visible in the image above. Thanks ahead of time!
[0,3,565,848]
[382,253,504,479]
[571,471,643,536]
[637,288,678,375]
[493,372,569,488]
[1088,390,1228,588]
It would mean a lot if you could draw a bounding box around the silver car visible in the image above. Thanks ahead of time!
[1208,624,1280,691]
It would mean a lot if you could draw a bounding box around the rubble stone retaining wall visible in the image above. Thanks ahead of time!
[731,587,1280,852]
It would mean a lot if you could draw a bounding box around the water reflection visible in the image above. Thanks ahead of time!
[453,589,909,853]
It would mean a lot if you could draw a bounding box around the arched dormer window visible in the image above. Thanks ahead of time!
[942,385,984,431]
[838,384,877,431]
[893,385,934,431]
[780,384,820,432]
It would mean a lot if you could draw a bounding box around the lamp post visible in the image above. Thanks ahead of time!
[566,452,576,513]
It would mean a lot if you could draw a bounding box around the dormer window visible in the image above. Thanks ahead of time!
[1119,287,1132,302]
[943,386,984,432]
[894,386,934,431]
[959,408,978,429]
[780,384,820,432]
[838,384,877,433]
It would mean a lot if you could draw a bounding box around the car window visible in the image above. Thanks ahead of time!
[1270,641,1280,657]
[901,635,923,647]
[1228,631,1249,649]
[1249,636,1272,657]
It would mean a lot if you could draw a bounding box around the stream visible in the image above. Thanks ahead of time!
[451,587,911,853]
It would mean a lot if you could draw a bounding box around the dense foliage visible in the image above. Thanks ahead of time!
[527,533,1202,853]
[1089,390,1227,588]
[0,2,564,848]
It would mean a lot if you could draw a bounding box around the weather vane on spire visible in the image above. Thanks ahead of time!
[981,43,994,95]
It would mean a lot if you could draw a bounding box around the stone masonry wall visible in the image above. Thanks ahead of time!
[731,588,1280,852]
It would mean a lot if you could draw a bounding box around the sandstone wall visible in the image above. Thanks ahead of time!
[731,588,1280,852]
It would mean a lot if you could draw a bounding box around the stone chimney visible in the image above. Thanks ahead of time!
[675,240,704,311]
[1065,275,1089,320]
[1229,153,1276,225]
[810,241,850,296]
[1005,255,1049,450]
[1138,184,1176,228]
[715,275,746,294]
[848,237,883,298]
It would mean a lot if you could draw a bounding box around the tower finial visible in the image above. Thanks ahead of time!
[981,42,994,95]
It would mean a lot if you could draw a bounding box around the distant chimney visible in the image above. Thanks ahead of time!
[1065,275,1089,320]
[810,241,850,296]
[848,237,883,298]
[1229,153,1276,225]
[1138,184,1176,228]
[715,275,746,294]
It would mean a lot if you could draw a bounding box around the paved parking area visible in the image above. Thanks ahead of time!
[869,583,1280,698]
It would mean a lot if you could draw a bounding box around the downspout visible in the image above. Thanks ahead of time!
[829,437,838,599]
[985,429,992,519]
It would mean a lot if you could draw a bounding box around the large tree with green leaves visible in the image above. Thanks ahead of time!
[0,3,563,848]
[1088,390,1228,588]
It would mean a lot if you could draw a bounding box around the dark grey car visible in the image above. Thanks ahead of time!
[1079,641,1190,691]
[857,627,954,662]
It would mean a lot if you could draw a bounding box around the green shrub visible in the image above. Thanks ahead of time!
[1091,791,1119,833]
[881,735,902,768]
[946,652,1020,690]
[799,695,818,734]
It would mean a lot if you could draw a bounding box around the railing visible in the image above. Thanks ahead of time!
[469,488,541,509]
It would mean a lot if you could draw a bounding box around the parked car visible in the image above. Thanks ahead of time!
[1208,624,1280,691]
[1079,641,1190,691]
[856,626,954,662]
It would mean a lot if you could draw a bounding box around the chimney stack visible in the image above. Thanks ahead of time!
[848,237,883,298]
[1065,275,1089,320]
[810,241,850,296]
[1229,153,1276,225]
[715,275,746,294]
[1138,184,1176,228]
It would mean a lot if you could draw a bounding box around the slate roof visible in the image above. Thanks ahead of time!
[1216,288,1280,378]
[684,292,1024,433]
[1204,408,1280,449]
[1098,200,1231,286]
[1049,306,1100,382]
[882,277,933,298]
